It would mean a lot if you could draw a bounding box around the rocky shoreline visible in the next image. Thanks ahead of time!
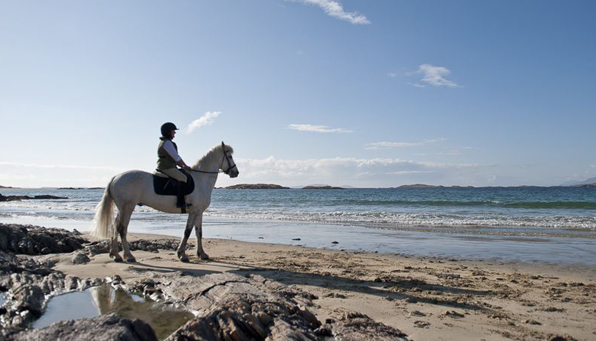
[0,223,409,340]
[0,194,67,202]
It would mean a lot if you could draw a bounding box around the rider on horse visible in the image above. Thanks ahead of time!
[157,122,192,211]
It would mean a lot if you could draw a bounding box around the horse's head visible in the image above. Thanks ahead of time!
[221,142,239,178]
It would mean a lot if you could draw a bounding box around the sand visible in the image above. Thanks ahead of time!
[53,233,596,341]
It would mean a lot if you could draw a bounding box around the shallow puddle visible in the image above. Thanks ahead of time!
[0,292,5,306]
[33,284,193,339]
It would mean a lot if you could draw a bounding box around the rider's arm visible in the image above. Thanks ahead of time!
[163,140,191,169]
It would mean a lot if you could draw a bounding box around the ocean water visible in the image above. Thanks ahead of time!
[1,187,595,265]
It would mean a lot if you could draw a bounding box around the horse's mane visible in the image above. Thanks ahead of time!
[192,143,234,170]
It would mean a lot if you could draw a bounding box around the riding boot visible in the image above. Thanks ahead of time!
[176,181,188,213]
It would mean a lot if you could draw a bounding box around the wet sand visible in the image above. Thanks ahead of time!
[50,232,596,341]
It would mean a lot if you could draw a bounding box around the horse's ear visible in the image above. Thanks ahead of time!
[221,141,225,149]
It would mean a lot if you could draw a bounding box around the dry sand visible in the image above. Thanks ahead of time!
[53,233,596,341]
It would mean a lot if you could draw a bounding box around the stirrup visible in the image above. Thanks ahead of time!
[177,203,192,214]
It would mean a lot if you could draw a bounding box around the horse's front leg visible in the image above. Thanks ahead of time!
[194,212,209,260]
[177,212,197,263]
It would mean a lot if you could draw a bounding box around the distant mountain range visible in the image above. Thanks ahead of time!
[560,177,596,186]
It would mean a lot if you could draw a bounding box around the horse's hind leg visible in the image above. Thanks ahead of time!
[118,204,136,263]
[110,214,123,262]
[110,234,123,262]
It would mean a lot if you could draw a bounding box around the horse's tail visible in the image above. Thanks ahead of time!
[91,177,115,239]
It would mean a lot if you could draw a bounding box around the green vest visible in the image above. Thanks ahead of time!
[157,139,177,170]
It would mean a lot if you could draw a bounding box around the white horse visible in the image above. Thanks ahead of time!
[91,142,238,263]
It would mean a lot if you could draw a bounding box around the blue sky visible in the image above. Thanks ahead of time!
[1,0,595,188]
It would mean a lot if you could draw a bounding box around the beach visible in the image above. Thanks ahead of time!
[44,231,595,341]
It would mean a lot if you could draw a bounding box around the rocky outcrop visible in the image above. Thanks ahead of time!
[0,251,102,330]
[130,272,409,341]
[83,238,184,256]
[10,314,157,341]
[0,224,87,255]
[131,273,320,340]
[225,184,290,189]
[0,194,67,202]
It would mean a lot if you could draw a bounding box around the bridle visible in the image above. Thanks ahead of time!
[191,142,237,175]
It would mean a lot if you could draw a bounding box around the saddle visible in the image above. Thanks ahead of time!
[153,169,195,196]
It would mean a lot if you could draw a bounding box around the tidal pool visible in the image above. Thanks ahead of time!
[33,284,193,340]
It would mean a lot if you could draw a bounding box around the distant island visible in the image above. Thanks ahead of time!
[58,187,104,190]
[397,183,596,189]
[0,185,16,189]
[398,184,474,189]
[225,184,290,189]
[302,185,344,190]
[573,183,596,188]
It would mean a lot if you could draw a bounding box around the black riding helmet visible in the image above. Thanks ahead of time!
[160,122,179,137]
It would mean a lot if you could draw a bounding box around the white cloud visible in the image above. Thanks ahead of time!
[187,111,221,133]
[387,72,398,78]
[288,124,352,133]
[365,139,445,150]
[416,64,459,88]
[217,156,486,188]
[389,170,436,175]
[0,161,122,171]
[293,0,370,25]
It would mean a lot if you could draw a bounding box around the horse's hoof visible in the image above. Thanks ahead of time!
[126,257,137,263]
[113,256,123,263]
[180,255,189,263]
[199,253,210,260]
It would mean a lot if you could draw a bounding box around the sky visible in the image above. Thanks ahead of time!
[1,0,595,188]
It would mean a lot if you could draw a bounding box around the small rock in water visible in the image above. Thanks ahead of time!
[292,238,301,241]
[331,241,339,244]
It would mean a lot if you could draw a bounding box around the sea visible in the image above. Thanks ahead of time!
[1,186,595,266]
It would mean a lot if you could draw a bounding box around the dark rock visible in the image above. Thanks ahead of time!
[0,194,67,202]
[11,313,157,341]
[548,335,579,341]
[0,224,87,255]
[326,309,409,340]
[72,252,90,264]
[11,284,45,315]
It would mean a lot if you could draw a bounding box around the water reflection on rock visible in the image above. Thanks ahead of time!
[34,284,193,340]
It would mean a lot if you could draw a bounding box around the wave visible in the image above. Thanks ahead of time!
[335,199,596,210]
[204,209,596,231]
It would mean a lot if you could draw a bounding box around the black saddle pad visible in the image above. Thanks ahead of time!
[153,169,195,196]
